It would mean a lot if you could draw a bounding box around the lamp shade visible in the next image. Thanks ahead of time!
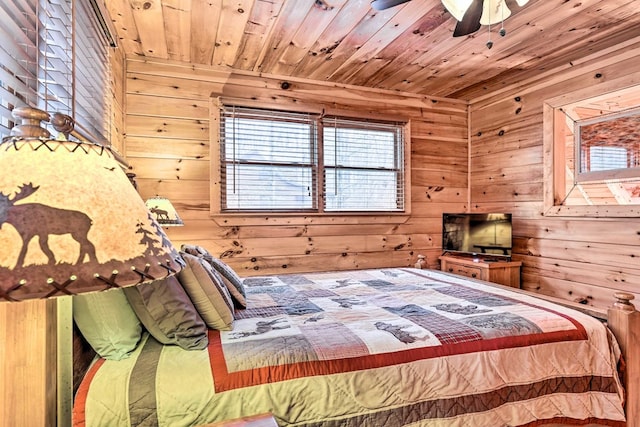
[145,196,184,226]
[0,106,183,302]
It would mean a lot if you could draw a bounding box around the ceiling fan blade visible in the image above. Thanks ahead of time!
[370,0,411,11]
[453,0,483,37]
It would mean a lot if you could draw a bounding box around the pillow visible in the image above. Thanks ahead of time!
[178,253,235,331]
[181,244,247,308]
[73,288,142,360]
[181,243,210,258]
[123,276,208,350]
[206,257,247,308]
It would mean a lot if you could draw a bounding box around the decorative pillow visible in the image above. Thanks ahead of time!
[181,244,210,258]
[178,253,235,331]
[181,244,247,308]
[73,288,142,360]
[207,257,246,306]
[122,276,208,350]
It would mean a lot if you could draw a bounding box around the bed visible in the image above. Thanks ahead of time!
[71,252,637,427]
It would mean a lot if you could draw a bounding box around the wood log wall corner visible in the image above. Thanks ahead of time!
[469,40,640,309]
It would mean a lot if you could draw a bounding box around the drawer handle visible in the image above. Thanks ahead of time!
[471,273,477,278]
[448,268,453,272]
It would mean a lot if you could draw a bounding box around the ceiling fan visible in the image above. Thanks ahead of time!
[370,0,530,38]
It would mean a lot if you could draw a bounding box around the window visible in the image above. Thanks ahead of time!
[221,107,317,211]
[0,1,38,136]
[576,110,640,180]
[543,83,640,217]
[0,0,113,144]
[219,105,406,213]
[586,146,628,172]
[323,117,404,211]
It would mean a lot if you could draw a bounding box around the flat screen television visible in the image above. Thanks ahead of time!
[442,213,513,259]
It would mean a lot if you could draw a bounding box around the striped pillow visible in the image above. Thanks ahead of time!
[181,244,247,309]
[178,252,235,331]
[206,257,247,309]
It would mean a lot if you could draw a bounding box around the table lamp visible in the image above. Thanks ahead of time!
[0,106,183,425]
[145,195,184,226]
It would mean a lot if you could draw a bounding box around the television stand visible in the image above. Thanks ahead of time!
[439,254,522,288]
[472,244,511,255]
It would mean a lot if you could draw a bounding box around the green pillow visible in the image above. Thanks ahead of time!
[73,288,142,360]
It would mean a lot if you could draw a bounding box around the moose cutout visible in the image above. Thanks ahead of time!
[0,183,97,267]
[149,206,170,221]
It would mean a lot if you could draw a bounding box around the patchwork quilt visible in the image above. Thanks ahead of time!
[74,268,626,426]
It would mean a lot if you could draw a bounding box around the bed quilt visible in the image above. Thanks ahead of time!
[73,268,626,426]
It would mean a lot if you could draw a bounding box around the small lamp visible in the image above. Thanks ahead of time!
[145,195,184,226]
[0,106,183,425]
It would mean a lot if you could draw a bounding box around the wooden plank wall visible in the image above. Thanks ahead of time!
[123,58,468,276]
[469,40,640,310]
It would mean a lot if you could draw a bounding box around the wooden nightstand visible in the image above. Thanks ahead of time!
[199,413,278,427]
[439,255,521,288]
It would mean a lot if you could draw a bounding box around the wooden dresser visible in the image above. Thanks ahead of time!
[439,254,522,288]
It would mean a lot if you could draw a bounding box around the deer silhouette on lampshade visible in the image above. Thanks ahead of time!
[0,106,183,301]
[0,182,98,267]
[149,206,170,221]
[145,195,184,226]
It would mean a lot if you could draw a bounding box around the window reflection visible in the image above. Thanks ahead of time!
[555,89,640,206]
[577,109,640,178]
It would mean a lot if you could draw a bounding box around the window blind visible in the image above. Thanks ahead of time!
[38,0,73,118]
[322,116,404,212]
[219,105,406,213]
[0,0,113,144]
[220,106,318,211]
[74,0,112,145]
[0,1,38,138]
[584,146,632,172]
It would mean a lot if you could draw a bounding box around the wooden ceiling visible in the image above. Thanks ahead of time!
[106,0,640,100]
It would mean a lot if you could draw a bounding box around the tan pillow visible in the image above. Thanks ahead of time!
[178,253,235,331]
[123,276,208,350]
[181,244,247,309]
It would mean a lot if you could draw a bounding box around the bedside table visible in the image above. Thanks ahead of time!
[439,255,521,288]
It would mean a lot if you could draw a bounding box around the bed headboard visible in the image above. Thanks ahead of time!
[72,324,96,394]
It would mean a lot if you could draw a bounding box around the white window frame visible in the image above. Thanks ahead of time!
[322,116,405,212]
[211,100,411,218]
[219,106,319,212]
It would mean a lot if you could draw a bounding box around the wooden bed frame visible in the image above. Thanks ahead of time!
[527,290,639,427]
[71,280,640,427]
[606,292,640,427]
